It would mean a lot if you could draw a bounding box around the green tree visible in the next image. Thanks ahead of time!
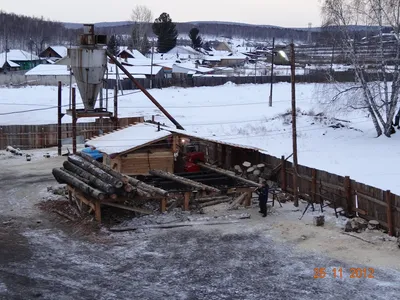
[107,34,119,56]
[189,27,203,49]
[152,12,178,53]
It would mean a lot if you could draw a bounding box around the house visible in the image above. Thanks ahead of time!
[172,62,214,75]
[116,47,147,60]
[39,46,68,62]
[24,64,74,85]
[215,42,232,52]
[219,54,248,67]
[163,46,204,60]
[107,63,164,79]
[0,59,20,72]
[0,49,42,70]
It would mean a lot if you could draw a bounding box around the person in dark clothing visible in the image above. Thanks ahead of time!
[258,181,269,217]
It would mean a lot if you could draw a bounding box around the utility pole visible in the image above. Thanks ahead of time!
[269,37,275,107]
[254,55,257,84]
[150,39,154,89]
[290,42,299,207]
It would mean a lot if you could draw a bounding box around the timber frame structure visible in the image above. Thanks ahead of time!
[53,152,259,223]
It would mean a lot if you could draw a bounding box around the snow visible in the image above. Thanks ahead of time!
[25,64,70,76]
[1,60,20,68]
[86,123,172,155]
[172,62,214,74]
[107,63,162,76]
[0,49,39,62]
[1,82,400,195]
[117,47,147,60]
[48,46,68,58]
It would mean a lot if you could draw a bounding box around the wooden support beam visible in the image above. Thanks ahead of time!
[184,192,191,211]
[160,198,167,213]
[149,169,221,193]
[197,163,261,188]
[102,202,152,215]
[244,191,252,207]
[95,200,102,223]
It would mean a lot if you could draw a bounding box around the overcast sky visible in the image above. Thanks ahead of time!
[1,0,322,27]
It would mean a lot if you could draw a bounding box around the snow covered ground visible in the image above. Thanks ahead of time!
[1,83,399,195]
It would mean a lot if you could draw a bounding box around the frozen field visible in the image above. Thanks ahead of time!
[1,83,399,194]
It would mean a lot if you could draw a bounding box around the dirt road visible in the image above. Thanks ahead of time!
[1,151,400,300]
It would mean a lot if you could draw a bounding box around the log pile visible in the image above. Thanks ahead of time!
[232,161,280,184]
[52,154,169,202]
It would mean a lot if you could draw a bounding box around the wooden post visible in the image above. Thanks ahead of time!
[72,87,77,154]
[95,200,102,223]
[386,190,394,236]
[280,155,287,191]
[160,198,167,213]
[344,176,352,214]
[311,169,317,203]
[290,42,299,207]
[245,190,252,207]
[184,192,191,211]
[57,81,62,156]
[114,85,118,129]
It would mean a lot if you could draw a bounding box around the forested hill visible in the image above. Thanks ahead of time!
[0,11,79,53]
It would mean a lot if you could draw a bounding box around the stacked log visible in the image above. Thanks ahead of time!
[52,154,168,203]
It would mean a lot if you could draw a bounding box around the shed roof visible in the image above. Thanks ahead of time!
[0,49,39,62]
[25,64,70,75]
[86,122,267,156]
[86,123,172,155]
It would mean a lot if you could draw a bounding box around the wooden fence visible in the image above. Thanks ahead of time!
[259,152,400,237]
[0,117,144,150]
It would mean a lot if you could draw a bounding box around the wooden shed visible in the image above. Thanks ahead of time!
[86,123,178,175]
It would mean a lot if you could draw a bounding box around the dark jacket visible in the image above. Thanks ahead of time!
[258,184,269,203]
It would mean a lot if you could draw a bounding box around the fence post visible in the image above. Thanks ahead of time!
[386,190,394,236]
[280,155,287,191]
[344,176,352,215]
[57,81,62,156]
[311,169,317,203]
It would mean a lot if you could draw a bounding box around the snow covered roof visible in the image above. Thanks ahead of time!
[117,47,147,59]
[107,63,162,75]
[0,49,39,62]
[86,122,267,156]
[166,46,202,56]
[49,46,68,58]
[25,64,70,76]
[172,62,214,73]
[0,59,20,68]
[86,123,173,155]
[122,58,153,66]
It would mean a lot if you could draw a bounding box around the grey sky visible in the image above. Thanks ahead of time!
[1,0,322,27]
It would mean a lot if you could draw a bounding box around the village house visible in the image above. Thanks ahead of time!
[0,49,42,71]
[39,46,68,62]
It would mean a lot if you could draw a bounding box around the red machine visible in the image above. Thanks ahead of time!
[184,151,205,172]
[182,142,205,172]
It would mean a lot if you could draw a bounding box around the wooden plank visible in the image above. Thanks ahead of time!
[102,201,152,215]
[356,190,387,207]
[386,190,394,236]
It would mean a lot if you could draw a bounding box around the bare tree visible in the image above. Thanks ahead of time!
[130,5,153,53]
[321,0,400,137]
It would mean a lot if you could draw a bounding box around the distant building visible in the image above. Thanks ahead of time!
[0,49,42,70]
[116,47,147,60]
[39,46,68,62]
[215,42,232,52]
